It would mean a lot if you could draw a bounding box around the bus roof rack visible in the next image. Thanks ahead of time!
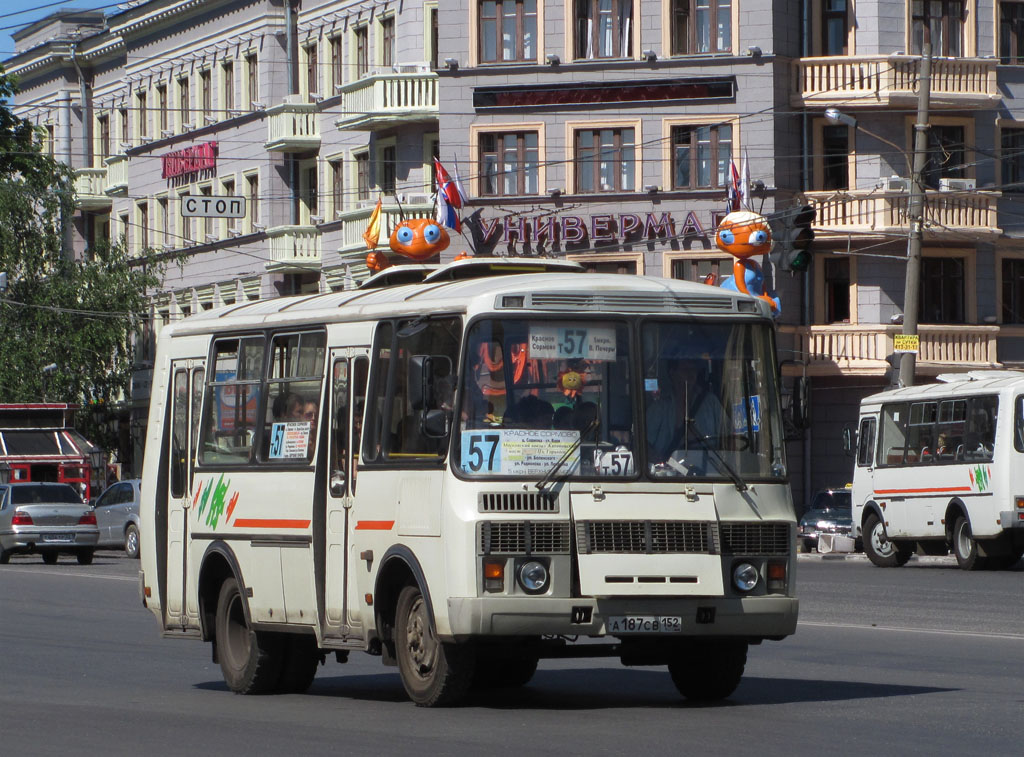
[936,370,1024,383]
[358,264,440,290]
[421,256,584,283]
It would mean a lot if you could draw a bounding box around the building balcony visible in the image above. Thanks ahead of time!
[336,198,435,255]
[791,55,999,109]
[779,324,1001,377]
[264,103,321,153]
[806,189,1000,239]
[334,72,438,131]
[265,225,322,272]
[73,167,111,211]
[104,154,129,196]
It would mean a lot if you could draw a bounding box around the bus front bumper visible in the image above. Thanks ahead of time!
[445,595,798,641]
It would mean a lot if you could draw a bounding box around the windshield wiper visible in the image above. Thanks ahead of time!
[685,419,747,492]
[535,419,598,492]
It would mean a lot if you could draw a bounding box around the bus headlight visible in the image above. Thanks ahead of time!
[516,559,550,594]
[732,562,759,592]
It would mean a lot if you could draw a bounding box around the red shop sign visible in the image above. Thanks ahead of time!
[161,141,218,179]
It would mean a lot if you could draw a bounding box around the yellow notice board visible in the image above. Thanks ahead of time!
[893,334,920,354]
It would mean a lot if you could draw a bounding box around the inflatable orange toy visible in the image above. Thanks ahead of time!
[389,218,450,261]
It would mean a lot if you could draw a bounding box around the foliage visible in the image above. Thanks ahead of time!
[0,65,170,453]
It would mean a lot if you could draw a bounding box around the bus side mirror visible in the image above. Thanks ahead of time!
[422,409,450,438]
[409,354,453,412]
[792,376,810,429]
[842,426,855,457]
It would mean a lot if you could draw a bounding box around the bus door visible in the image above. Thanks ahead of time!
[165,359,205,628]
[322,350,368,637]
[855,414,877,506]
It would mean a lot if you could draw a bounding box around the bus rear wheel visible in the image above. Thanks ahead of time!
[863,513,912,568]
[668,640,747,701]
[215,577,284,694]
[277,634,320,693]
[395,584,475,707]
[952,516,986,571]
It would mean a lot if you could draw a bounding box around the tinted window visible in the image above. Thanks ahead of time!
[10,485,83,504]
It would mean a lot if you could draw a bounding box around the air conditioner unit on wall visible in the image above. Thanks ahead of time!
[883,176,911,192]
[939,177,976,192]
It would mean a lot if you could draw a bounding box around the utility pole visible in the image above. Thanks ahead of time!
[899,35,932,388]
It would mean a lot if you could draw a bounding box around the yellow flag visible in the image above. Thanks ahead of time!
[362,197,382,250]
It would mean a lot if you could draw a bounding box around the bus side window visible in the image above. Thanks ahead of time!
[857,418,876,467]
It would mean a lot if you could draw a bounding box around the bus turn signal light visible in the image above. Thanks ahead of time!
[1015,497,1024,509]
[483,560,504,592]
[767,561,787,593]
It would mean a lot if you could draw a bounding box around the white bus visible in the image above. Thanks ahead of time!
[850,371,1024,570]
[139,258,797,706]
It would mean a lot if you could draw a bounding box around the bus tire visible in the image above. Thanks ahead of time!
[395,584,475,707]
[215,577,284,694]
[668,640,747,701]
[277,634,320,693]
[0,546,10,564]
[863,513,911,567]
[124,524,140,559]
[76,549,94,565]
[473,656,539,689]
[952,517,985,571]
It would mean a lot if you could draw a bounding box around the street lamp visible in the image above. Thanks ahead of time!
[824,108,911,176]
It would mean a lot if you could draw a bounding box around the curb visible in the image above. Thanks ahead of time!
[797,552,958,565]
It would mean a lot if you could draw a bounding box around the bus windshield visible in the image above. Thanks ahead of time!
[455,317,785,481]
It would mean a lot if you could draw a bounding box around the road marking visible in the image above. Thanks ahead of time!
[799,620,1024,641]
[2,567,136,582]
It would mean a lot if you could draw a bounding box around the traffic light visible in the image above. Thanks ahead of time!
[769,204,816,273]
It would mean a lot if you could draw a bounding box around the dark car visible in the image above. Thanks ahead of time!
[798,488,853,552]
[92,479,141,558]
[0,482,100,564]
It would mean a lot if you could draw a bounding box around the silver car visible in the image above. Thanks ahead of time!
[92,479,141,558]
[0,482,100,565]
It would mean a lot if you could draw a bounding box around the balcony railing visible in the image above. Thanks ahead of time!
[74,167,111,210]
[265,103,321,152]
[266,225,322,271]
[336,200,436,255]
[791,55,998,108]
[805,189,1000,238]
[335,72,439,131]
[104,154,129,196]
[779,324,1000,376]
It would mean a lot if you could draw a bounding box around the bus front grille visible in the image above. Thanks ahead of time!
[718,523,790,555]
[478,521,572,555]
[577,521,712,554]
[479,491,558,513]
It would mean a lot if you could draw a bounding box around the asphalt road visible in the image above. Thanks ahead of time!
[1,551,1021,755]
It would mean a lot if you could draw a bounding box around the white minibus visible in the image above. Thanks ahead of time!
[139,258,798,706]
[850,371,1024,570]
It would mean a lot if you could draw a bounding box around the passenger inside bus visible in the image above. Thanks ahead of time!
[646,357,726,464]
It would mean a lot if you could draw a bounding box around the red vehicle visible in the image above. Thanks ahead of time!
[0,404,104,501]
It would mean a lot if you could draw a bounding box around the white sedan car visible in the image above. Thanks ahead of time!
[0,482,100,565]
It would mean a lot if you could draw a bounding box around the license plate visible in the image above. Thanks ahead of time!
[43,533,74,543]
[607,615,682,634]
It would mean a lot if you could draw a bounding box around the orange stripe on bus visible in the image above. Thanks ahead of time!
[232,518,311,529]
[355,520,395,531]
[873,487,972,495]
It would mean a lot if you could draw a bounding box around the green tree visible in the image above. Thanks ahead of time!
[0,65,170,452]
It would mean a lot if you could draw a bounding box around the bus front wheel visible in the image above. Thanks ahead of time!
[668,640,747,701]
[395,584,475,707]
[863,513,912,568]
[215,577,284,694]
[952,516,986,571]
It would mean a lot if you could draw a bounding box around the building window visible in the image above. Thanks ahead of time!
[330,160,344,215]
[671,124,731,189]
[156,85,168,134]
[200,185,214,240]
[223,62,235,113]
[824,257,850,323]
[479,0,538,63]
[355,152,370,201]
[302,164,319,222]
[912,0,963,57]
[245,53,258,108]
[576,128,635,193]
[920,257,965,324]
[222,178,235,236]
[430,7,439,69]
[381,16,395,68]
[119,212,130,246]
[1003,127,1024,192]
[178,77,190,128]
[119,107,129,146]
[670,256,730,283]
[1002,257,1024,323]
[822,0,849,55]
[923,124,965,189]
[138,202,149,250]
[1001,2,1024,63]
[200,70,212,123]
[480,131,539,196]
[379,145,397,194]
[246,173,260,232]
[575,0,633,59]
[157,197,168,247]
[429,137,440,193]
[305,44,319,98]
[97,114,110,164]
[578,258,638,274]
[355,26,369,78]
[822,124,849,190]
[137,91,148,140]
[331,37,343,90]
[670,0,731,55]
